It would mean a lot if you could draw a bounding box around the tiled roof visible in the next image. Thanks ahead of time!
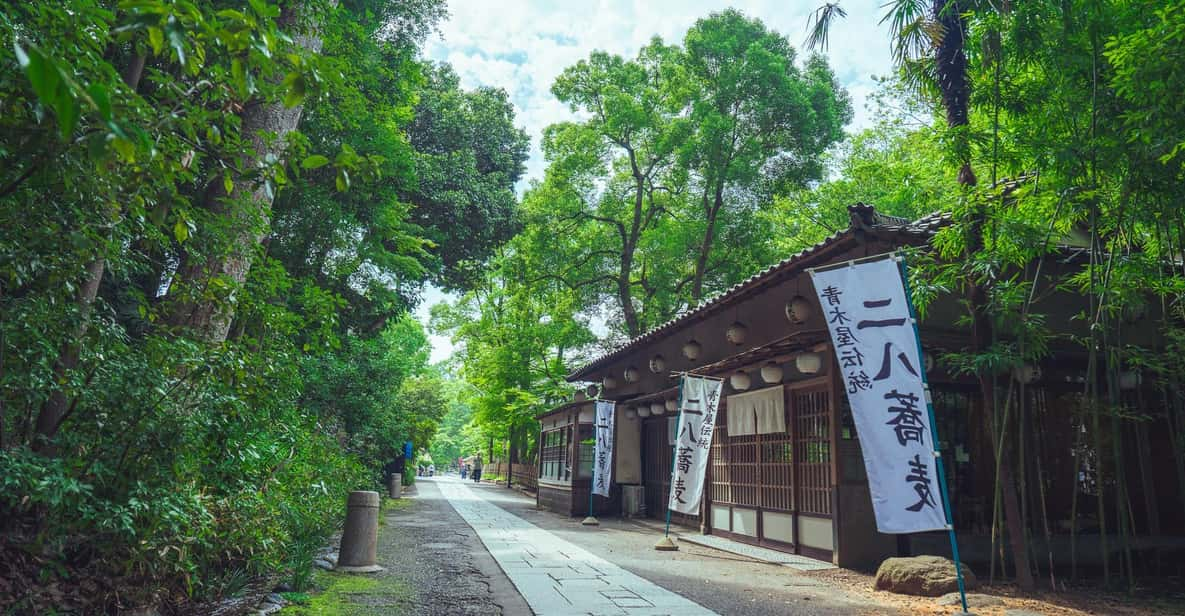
[565,204,950,382]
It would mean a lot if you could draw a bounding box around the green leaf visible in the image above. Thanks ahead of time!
[148,27,165,55]
[19,44,60,109]
[335,169,350,192]
[301,154,329,169]
[168,28,186,65]
[231,58,247,95]
[87,83,112,121]
[223,171,234,194]
[173,219,189,242]
[282,72,305,108]
[56,97,80,139]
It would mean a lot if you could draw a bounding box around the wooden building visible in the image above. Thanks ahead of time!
[535,398,628,517]
[539,204,1184,571]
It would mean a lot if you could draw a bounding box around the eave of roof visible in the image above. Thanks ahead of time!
[566,205,950,382]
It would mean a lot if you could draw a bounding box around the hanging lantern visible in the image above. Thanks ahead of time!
[650,402,666,416]
[785,296,813,324]
[726,321,748,345]
[923,351,935,373]
[760,361,784,384]
[623,366,640,383]
[1012,363,1041,384]
[649,354,667,373]
[1119,371,1142,390]
[637,405,651,418]
[574,391,588,402]
[602,376,618,390]
[585,383,599,397]
[665,398,677,412]
[625,407,638,420]
[795,352,822,375]
[682,339,702,360]
[730,371,751,391]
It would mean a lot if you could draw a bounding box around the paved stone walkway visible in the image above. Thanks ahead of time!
[438,477,717,616]
[675,534,837,571]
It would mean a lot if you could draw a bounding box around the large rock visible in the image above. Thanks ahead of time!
[874,555,978,597]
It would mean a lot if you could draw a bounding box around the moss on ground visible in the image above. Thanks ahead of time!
[281,570,412,615]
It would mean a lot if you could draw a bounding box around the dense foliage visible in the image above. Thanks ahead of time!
[0,0,522,611]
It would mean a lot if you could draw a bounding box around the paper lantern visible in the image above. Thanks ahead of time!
[665,398,677,412]
[585,383,599,397]
[623,366,640,383]
[625,407,638,420]
[637,406,651,418]
[650,402,666,416]
[923,352,935,373]
[682,339,702,360]
[760,362,784,384]
[726,321,748,345]
[795,352,822,375]
[785,296,813,324]
[729,371,751,391]
[649,354,667,373]
[602,376,617,390]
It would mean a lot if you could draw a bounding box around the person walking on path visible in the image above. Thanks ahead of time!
[472,455,483,483]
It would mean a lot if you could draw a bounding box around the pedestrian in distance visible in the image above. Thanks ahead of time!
[472,455,483,483]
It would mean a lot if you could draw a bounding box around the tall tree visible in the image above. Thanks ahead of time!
[679,9,851,300]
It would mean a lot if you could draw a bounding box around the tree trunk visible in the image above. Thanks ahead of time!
[164,8,322,342]
[33,55,146,451]
[617,175,646,338]
[691,181,723,303]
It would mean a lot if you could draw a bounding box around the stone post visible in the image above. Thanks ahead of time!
[388,475,401,499]
[335,491,384,573]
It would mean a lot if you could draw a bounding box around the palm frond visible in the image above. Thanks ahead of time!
[804,3,848,51]
[893,16,938,64]
[878,0,929,39]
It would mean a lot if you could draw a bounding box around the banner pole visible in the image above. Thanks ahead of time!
[896,254,970,614]
[583,399,603,527]
[655,377,684,551]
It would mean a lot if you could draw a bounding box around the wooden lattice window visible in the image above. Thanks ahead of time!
[540,426,570,481]
[794,386,833,515]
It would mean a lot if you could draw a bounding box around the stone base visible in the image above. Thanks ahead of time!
[581,516,600,526]
[333,564,385,573]
[653,535,678,551]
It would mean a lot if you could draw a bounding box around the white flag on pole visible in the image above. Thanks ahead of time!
[667,375,723,514]
[592,400,615,497]
[809,257,948,534]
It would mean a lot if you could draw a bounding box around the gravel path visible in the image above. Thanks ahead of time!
[373,477,529,615]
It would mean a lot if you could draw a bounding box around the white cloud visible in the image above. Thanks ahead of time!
[418,0,898,362]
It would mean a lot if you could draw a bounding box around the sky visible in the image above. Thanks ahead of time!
[415,0,898,364]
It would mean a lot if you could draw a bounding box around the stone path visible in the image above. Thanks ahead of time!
[675,534,836,571]
[437,477,717,616]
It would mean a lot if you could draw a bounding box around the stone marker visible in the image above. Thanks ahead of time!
[388,475,401,499]
[335,491,384,573]
[873,555,977,597]
[581,514,599,526]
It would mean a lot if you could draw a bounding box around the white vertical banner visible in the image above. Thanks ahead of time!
[667,375,723,514]
[592,400,615,497]
[809,257,947,533]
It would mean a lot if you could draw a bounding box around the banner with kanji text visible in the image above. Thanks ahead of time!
[809,257,947,533]
[666,375,723,514]
[592,400,615,497]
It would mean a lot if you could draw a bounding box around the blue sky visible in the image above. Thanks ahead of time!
[416,0,898,363]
